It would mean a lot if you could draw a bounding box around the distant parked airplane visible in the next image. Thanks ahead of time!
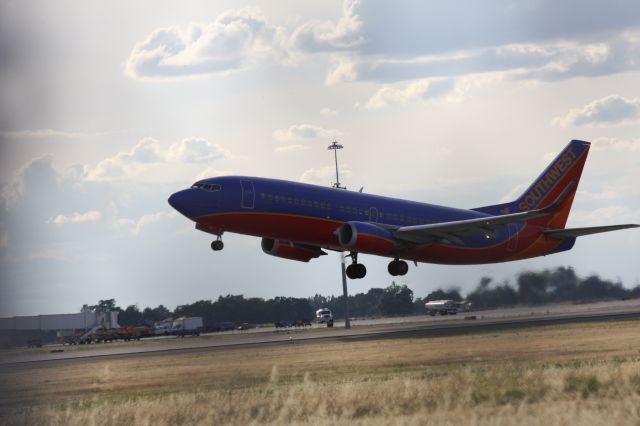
[169,140,638,279]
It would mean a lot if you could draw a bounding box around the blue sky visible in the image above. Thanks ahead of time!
[1,0,639,316]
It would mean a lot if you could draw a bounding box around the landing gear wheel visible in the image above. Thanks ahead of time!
[211,240,224,251]
[355,263,367,279]
[388,259,409,276]
[346,263,366,279]
[345,253,367,279]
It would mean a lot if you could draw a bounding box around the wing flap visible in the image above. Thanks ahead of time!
[544,224,639,239]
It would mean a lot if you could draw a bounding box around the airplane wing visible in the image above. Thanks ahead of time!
[544,224,639,239]
[390,183,576,245]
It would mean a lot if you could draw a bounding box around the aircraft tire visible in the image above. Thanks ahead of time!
[346,263,366,279]
[346,264,359,279]
[388,260,409,276]
[355,263,367,279]
[211,240,224,251]
[397,260,409,276]
[388,261,399,276]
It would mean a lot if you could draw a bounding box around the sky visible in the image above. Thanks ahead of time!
[1,0,639,316]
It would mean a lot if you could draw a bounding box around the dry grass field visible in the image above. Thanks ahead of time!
[1,320,639,425]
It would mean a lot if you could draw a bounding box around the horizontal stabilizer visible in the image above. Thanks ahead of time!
[544,224,639,239]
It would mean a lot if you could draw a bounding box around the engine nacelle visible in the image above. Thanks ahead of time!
[261,238,326,262]
[336,221,395,255]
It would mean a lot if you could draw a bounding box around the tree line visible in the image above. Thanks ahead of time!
[82,267,639,326]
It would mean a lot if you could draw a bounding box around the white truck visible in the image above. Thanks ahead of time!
[424,300,470,316]
[171,317,203,337]
[315,308,333,326]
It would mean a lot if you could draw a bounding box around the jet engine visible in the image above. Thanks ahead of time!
[336,221,396,255]
[261,238,327,262]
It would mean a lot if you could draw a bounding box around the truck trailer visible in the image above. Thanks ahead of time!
[171,317,203,337]
[424,300,470,316]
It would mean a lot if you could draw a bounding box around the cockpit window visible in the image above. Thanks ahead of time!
[191,183,222,191]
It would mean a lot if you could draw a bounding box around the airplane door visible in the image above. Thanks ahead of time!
[240,180,255,209]
[507,224,518,252]
[369,207,379,222]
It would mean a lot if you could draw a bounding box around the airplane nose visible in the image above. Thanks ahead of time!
[168,190,190,217]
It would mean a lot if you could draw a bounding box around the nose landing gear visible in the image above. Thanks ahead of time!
[388,259,408,276]
[345,252,366,279]
[211,235,224,251]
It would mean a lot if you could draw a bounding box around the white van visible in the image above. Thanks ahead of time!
[315,308,333,323]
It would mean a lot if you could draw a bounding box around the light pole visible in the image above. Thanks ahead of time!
[328,140,350,328]
[341,254,351,329]
[327,141,345,189]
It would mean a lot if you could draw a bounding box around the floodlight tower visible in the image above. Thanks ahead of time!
[328,141,346,189]
[327,140,350,329]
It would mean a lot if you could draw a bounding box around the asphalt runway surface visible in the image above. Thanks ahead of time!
[1,299,639,369]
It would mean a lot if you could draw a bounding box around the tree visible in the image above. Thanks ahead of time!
[142,305,172,324]
[517,271,549,305]
[379,282,414,316]
[119,305,143,326]
[547,266,579,302]
[424,288,462,302]
[80,299,121,313]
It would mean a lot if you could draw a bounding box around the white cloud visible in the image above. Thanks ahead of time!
[272,124,342,143]
[569,205,640,227]
[87,138,163,181]
[320,107,338,116]
[327,36,640,87]
[112,211,180,237]
[1,155,59,209]
[194,166,232,182]
[48,210,102,226]
[166,137,230,163]
[553,95,640,127]
[132,211,177,236]
[290,0,363,52]
[0,128,89,141]
[125,8,288,80]
[86,137,232,182]
[365,78,466,109]
[499,184,528,203]
[592,137,640,152]
[274,145,310,153]
[300,165,352,186]
[576,189,620,201]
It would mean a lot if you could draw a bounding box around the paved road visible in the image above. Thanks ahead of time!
[1,299,638,369]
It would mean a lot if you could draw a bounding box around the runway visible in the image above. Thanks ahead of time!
[1,299,639,369]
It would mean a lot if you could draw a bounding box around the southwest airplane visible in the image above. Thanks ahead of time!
[168,140,638,279]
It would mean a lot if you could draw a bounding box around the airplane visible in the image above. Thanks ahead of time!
[168,140,638,279]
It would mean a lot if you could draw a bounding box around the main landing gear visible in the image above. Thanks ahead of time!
[345,253,367,279]
[388,258,409,276]
[344,254,410,279]
[211,235,224,251]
